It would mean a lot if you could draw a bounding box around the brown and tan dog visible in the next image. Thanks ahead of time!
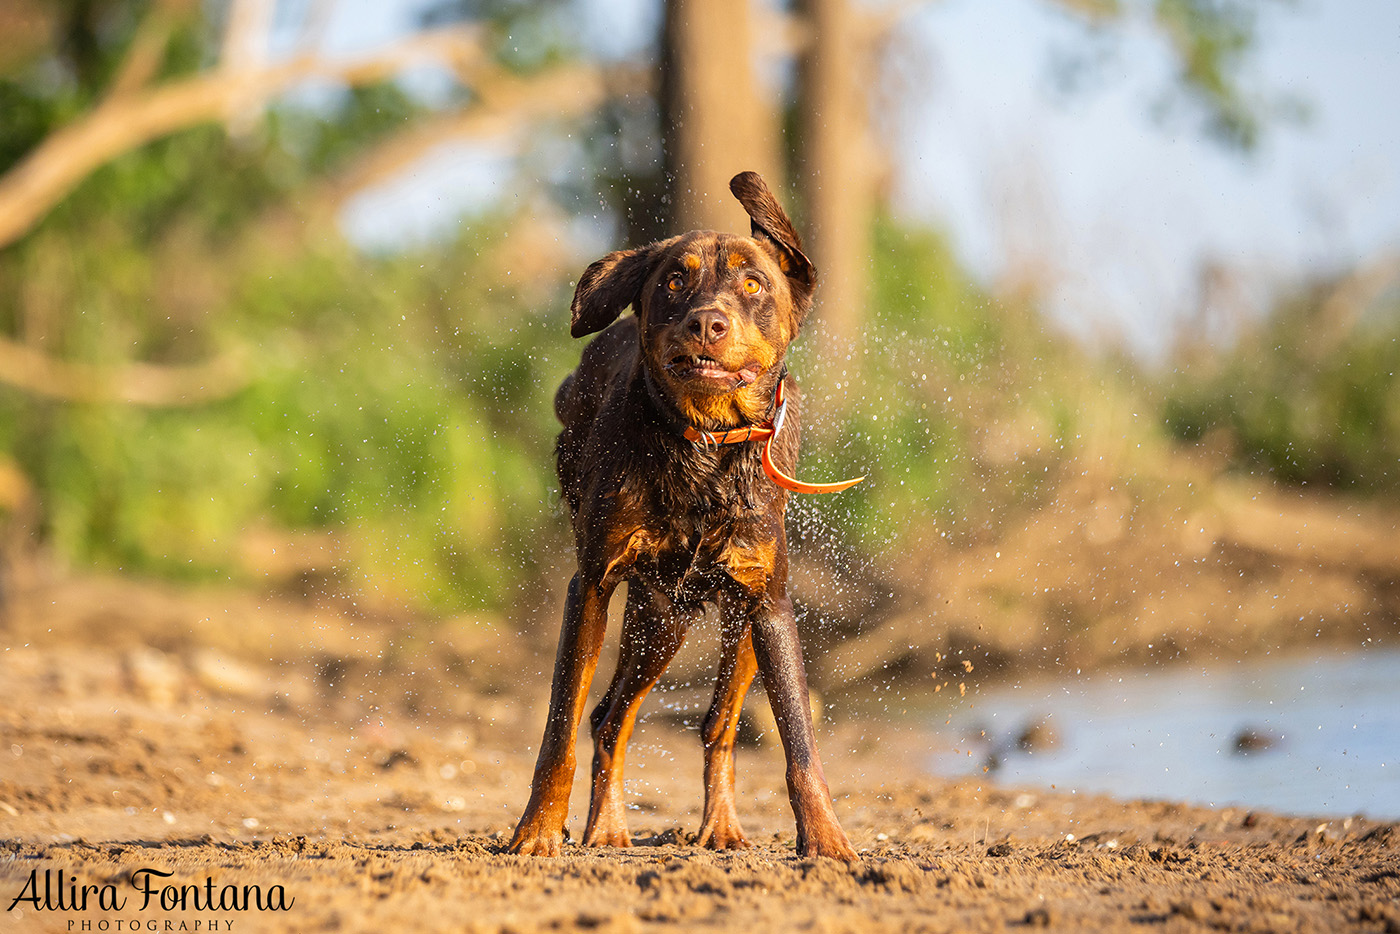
[508,172,857,860]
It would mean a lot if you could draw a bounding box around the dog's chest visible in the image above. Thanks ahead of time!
[617,516,776,603]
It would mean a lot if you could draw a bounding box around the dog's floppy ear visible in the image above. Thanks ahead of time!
[729,171,816,295]
[570,239,673,338]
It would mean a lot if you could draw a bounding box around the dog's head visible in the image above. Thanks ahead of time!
[569,172,816,428]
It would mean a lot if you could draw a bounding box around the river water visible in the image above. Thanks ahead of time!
[929,648,1400,820]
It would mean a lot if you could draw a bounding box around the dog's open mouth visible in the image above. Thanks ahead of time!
[666,353,760,385]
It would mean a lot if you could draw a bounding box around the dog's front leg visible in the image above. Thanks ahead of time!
[583,583,693,847]
[508,572,613,856]
[750,595,857,861]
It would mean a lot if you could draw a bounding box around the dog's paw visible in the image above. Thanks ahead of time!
[507,820,567,857]
[581,824,633,848]
[696,814,751,851]
[797,826,858,862]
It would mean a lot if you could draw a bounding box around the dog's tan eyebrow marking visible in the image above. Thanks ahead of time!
[727,251,747,268]
[683,254,702,270]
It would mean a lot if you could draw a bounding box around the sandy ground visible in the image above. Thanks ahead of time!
[2,575,1399,934]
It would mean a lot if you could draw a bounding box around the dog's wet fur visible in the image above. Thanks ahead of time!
[509,172,856,860]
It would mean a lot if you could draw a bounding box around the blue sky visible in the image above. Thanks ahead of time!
[895,0,1400,353]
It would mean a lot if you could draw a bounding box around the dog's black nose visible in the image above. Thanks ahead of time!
[688,309,730,343]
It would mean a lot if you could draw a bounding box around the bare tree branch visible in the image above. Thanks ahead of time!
[106,0,190,99]
[0,15,630,408]
[0,25,486,251]
[219,0,275,134]
[299,0,339,51]
[304,62,620,220]
[0,337,250,406]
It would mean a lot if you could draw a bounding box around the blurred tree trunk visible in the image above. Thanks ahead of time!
[661,0,783,234]
[797,0,878,367]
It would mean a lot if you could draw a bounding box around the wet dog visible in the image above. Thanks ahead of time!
[508,172,857,860]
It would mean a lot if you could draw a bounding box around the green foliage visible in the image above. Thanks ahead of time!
[0,214,573,609]
[1154,0,1263,148]
[1163,281,1400,493]
[0,32,574,610]
[1045,0,1281,151]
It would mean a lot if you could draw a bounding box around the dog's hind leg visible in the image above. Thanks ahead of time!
[582,583,692,847]
[697,616,757,850]
[509,573,615,856]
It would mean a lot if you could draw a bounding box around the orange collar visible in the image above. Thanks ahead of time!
[681,381,865,495]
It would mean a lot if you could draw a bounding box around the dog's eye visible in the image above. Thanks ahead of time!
[666,274,685,292]
[743,277,762,295]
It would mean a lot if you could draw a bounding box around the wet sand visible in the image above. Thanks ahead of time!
[2,580,1398,933]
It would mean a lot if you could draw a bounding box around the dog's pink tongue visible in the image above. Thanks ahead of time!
[737,366,760,384]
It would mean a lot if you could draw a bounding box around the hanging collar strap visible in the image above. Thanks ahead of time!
[680,379,864,495]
